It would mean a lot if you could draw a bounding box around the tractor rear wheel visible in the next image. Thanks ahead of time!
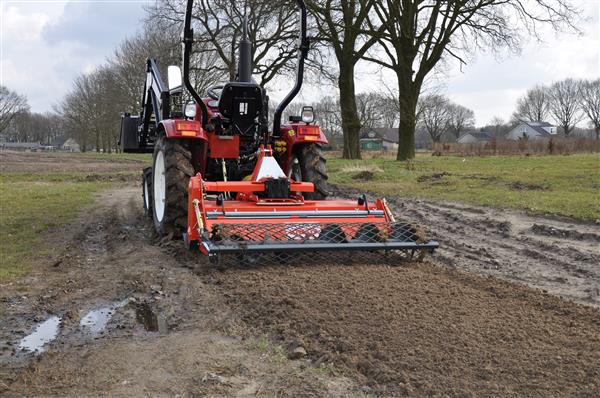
[294,143,329,200]
[152,135,194,237]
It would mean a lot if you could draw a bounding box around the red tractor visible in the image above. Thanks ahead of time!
[120,0,437,265]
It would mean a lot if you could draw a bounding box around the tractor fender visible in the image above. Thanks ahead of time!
[275,124,328,173]
[280,124,328,149]
[159,119,208,141]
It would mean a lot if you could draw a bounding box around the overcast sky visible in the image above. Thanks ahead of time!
[1,0,599,126]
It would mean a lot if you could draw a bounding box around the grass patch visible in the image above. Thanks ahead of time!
[328,153,600,220]
[0,172,120,281]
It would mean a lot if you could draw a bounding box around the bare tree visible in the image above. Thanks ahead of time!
[418,94,450,143]
[579,79,600,139]
[56,72,99,152]
[3,112,64,144]
[0,85,29,134]
[110,22,182,114]
[314,95,342,139]
[513,84,549,122]
[487,116,511,138]
[446,103,475,138]
[356,92,384,131]
[365,0,579,160]
[548,78,584,136]
[307,0,384,159]
[147,0,298,86]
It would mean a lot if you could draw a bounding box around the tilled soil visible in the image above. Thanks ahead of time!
[2,153,600,396]
[331,186,600,307]
[214,263,600,396]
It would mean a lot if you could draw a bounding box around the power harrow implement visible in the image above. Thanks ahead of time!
[120,0,438,266]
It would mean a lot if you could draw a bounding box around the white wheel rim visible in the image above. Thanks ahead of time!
[153,151,166,222]
[143,177,149,209]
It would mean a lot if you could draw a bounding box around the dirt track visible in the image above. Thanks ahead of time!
[1,154,600,396]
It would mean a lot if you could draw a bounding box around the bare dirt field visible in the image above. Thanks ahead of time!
[1,153,599,397]
[0,151,145,174]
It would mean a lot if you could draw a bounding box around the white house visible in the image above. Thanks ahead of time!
[359,127,399,151]
[457,131,493,144]
[507,121,556,140]
[62,138,81,152]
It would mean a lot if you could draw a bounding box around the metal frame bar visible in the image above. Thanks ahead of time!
[203,240,439,254]
[205,210,386,219]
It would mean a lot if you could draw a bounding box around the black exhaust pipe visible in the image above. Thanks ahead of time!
[272,0,309,135]
[238,16,252,83]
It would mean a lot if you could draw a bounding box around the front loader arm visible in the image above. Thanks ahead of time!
[140,59,171,138]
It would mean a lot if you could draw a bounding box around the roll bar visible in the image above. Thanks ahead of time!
[182,0,209,127]
[181,0,308,133]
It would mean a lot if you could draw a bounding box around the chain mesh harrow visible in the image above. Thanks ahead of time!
[202,221,437,266]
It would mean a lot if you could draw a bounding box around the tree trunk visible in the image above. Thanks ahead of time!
[338,63,361,159]
[595,126,599,140]
[396,74,418,160]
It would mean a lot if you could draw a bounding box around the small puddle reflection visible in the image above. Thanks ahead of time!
[19,316,61,353]
[135,302,168,334]
[80,299,130,335]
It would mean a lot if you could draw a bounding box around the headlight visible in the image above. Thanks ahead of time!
[184,103,196,118]
[301,106,314,124]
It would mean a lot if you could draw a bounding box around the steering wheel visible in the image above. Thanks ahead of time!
[207,85,224,100]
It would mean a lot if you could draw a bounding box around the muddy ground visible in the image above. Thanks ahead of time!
[1,153,599,397]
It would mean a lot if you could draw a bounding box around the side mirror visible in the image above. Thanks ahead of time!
[167,65,182,91]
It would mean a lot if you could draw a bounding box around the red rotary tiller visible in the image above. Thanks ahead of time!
[185,146,438,265]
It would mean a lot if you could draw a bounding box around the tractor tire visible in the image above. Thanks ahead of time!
[152,135,194,238]
[295,143,329,200]
[142,167,153,218]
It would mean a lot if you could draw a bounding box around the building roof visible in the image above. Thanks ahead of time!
[521,121,554,137]
[53,136,68,147]
[459,131,493,141]
[360,127,399,143]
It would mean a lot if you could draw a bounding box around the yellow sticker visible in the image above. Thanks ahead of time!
[288,129,295,136]
[303,135,317,141]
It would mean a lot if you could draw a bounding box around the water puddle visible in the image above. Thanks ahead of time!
[19,316,61,354]
[135,302,168,334]
[80,299,131,335]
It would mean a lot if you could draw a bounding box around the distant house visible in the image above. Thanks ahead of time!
[53,136,68,148]
[0,142,41,151]
[360,127,399,151]
[457,131,493,144]
[62,138,81,152]
[359,130,382,151]
[507,121,556,140]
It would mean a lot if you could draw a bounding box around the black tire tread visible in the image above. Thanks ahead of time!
[298,143,329,200]
[153,136,193,237]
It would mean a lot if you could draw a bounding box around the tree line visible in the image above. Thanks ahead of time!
[0,0,589,158]
[513,79,600,139]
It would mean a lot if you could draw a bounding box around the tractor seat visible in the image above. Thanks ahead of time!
[218,82,263,136]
